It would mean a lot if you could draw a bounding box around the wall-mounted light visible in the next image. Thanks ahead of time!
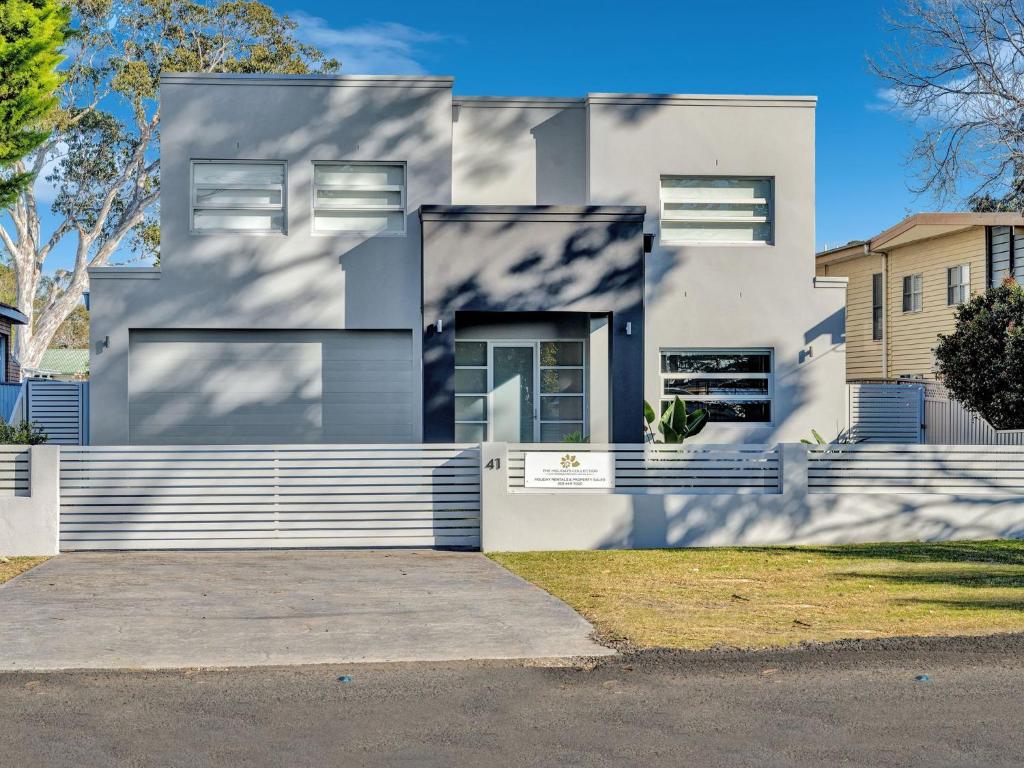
[625,322,632,336]
[643,234,655,254]
[436,318,443,333]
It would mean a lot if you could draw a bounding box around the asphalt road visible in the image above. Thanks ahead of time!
[2,634,1023,767]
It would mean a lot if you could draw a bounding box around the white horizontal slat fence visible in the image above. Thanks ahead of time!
[59,444,481,550]
[507,443,781,495]
[807,443,1024,494]
[847,383,924,443]
[0,446,30,497]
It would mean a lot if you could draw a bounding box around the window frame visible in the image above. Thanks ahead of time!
[658,175,775,247]
[871,272,884,341]
[189,159,287,235]
[659,348,774,426]
[946,264,970,306]
[902,273,923,313]
[0,333,6,383]
[311,160,407,237]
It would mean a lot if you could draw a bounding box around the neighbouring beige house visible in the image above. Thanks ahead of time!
[817,212,1024,381]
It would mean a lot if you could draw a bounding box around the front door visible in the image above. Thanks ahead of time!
[490,343,536,442]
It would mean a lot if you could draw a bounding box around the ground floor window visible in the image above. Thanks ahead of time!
[454,339,586,442]
[659,348,773,423]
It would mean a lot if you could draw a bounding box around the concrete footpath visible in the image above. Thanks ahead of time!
[0,550,611,670]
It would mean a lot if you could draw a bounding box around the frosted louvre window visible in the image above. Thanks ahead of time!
[191,161,285,233]
[313,163,405,234]
[660,177,773,244]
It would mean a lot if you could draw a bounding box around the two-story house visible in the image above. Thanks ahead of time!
[87,73,846,446]
[816,212,1024,380]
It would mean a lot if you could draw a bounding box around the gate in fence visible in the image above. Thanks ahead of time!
[58,444,481,551]
[27,379,88,445]
[846,383,924,443]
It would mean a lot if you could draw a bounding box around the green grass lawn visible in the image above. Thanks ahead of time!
[0,557,48,586]
[490,541,1024,650]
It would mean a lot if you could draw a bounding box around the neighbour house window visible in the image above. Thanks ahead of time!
[872,272,884,341]
[986,225,1024,287]
[947,264,970,306]
[0,334,6,383]
[454,341,488,443]
[659,349,773,423]
[902,274,923,313]
[659,177,773,245]
[313,162,406,234]
[190,161,286,233]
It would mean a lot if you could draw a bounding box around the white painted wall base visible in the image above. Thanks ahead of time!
[0,446,61,556]
[480,443,1024,551]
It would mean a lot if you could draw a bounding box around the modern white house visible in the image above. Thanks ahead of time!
[87,73,847,446]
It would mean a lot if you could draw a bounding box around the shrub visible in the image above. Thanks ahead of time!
[0,420,48,445]
[934,278,1024,430]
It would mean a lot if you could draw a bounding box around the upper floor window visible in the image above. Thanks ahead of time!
[313,162,405,235]
[902,273,923,313]
[987,225,1023,287]
[871,272,884,340]
[191,161,285,233]
[947,264,970,306]
[660,349,773,423]
[659,176,773,245]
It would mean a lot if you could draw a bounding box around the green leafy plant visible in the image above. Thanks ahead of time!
[643,397,708,443]
[0,419,47,444]
[800,429,827,445]
[561,430,589,443]
[934,277,1024,430]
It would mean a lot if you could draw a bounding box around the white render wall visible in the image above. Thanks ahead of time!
[89,78,846,446]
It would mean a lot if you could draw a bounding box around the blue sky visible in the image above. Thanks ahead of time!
[19,0,933,276]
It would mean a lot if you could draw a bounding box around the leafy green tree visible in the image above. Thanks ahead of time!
[934,279,1024,430]
[0,0,68,208]
[0,0,338,370]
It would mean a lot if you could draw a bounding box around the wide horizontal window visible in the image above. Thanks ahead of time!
[660,177,773,245]
[313,162,405,234]
[660,349,773,423]
[191,161,285,233]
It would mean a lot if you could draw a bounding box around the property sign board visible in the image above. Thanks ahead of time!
[524,451,615,489]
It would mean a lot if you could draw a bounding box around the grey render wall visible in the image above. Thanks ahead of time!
[89,74,454,444]
[586,94,847,443]
[421,206,646,442]
[452,98,586,205]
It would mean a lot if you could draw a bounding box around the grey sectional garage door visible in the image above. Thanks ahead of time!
[128,330,414,444]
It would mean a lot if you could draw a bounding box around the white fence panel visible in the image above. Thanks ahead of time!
[847,383,923,443]
[59,444,481,550]
[507,443,781,495]
[807,443,1024,494]
[0,446,30,497]
[27,379,88,445]
[923,383,1024,446]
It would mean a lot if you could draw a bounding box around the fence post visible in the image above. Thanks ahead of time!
[780,443,809,514]
[479,442,508,552]
[0,444,61,556]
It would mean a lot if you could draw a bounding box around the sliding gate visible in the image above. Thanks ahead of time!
[58,444,481,550]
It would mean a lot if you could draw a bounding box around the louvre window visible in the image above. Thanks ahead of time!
[191,161,285,233]
[659,349,773,423]
[660,177,773,244]
[313,163,405,234]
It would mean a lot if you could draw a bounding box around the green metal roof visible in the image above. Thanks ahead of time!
[38,348,89,375]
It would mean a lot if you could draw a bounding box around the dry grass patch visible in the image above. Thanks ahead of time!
[489,541,1024,650]
[0,557,49,585]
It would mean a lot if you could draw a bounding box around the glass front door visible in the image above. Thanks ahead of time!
[453,339,586,443]
[491,344,536,442]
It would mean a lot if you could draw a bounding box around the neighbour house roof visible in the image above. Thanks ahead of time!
[817,213,1024,265]
[32,348,89,377]
[0,302,28,325]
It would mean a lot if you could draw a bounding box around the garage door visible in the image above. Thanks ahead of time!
[129,330,415,444]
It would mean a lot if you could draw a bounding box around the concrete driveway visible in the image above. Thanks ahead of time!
[0,551,611,671]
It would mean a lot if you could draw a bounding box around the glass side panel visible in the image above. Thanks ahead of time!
[539,341,584,367]
[540,369,583,394]
[454,423,486,442]
[540,422,585,442]
[540,396,584,420]
[454,396,487,421]
[454,369,487,394]
[455,342,487,367]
